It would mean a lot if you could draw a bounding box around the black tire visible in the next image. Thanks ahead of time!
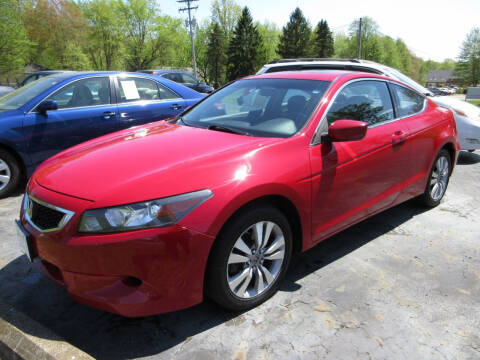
[206,205,293,311]
[0,149,21,199]
[417,149,451,207]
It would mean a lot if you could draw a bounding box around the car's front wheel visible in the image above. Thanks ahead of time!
[206,205,292,311]
[0,149,21,199]
[418,149,451,207]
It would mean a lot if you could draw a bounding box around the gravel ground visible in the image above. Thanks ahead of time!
[0,151,479,360]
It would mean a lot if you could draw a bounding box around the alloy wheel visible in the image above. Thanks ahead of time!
[226,221,285,299]
[0,158,11,192]
[429,155,449,201]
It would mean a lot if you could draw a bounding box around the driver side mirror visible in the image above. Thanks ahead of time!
[37,100,58,116]
[321,119,368,143]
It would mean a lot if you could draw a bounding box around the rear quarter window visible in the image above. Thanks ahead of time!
[391,84,425,117]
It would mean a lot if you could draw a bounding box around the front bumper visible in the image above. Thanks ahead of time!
[20,184,215,317]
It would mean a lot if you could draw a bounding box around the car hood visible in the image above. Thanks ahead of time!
[0,109,20,117]
[432,96,480,121]
[34,121,277,205]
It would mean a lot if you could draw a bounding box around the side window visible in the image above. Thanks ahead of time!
[157,83,179,100]
[118,77,159,102]
[391,84,425,117]
[165,73,184,83]
[23,75,37,86]
[46,77,111,109]
[118,77,179,102]
[326,80,394,126]
[181,73,197,84]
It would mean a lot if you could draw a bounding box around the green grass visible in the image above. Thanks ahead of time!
[467,100,480,107]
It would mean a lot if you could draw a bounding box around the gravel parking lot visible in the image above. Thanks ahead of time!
[0,151,479,360]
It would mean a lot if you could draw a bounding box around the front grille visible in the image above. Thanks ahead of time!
[24,195,74,232]
[30,201,65,230]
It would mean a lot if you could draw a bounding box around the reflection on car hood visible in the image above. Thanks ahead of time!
[33,121,276,205]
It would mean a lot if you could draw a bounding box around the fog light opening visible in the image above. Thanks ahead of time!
[122,276,143,288]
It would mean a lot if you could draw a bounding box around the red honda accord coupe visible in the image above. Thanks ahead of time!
[17,71,459,317]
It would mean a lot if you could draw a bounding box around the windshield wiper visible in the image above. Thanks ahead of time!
[207,124,252,136]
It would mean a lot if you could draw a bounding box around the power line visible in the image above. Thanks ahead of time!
[177,0,199,77]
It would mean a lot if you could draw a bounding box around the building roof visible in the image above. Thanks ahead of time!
[427,70,454,82]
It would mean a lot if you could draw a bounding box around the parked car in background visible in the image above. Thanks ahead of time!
[429,87,449,96]
[18,71,458,317]
[18,70,69,87]
[257,59,480,152]
[0,86,14,97]
[139,69,214,94]
[0,71,205,197]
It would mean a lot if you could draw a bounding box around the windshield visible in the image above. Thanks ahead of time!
[182,78,331,137]
[0,74,72,110]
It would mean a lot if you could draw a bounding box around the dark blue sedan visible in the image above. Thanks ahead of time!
[138,70,214,94]
[0,71,206,197]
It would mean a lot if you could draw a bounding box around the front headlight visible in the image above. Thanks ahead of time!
[78,190,213,233]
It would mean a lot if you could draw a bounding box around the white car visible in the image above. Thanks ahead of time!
[257,59,480,151]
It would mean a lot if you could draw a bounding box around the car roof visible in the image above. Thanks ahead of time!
[262,58,384,69]
[44,71,177,80]
[25,70,71,75]
[248,70,388,82]
[141,70,190,75]
[259,58,432,96]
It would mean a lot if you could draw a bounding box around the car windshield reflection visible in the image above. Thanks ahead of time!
[182,78,331,138]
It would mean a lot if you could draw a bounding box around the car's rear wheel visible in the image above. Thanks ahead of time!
[0,149,21,199]
[418,149,451,207]
[206,205,292,311]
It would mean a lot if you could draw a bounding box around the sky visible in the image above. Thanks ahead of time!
[160,0,480,62]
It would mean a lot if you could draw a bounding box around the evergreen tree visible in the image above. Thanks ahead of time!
[313,20,334,58]
[207,22,227,87]
[277,7,312,58]
[226,7,264,81]
[456,28,480,86]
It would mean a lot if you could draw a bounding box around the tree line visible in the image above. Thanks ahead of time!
[1,0,477,87]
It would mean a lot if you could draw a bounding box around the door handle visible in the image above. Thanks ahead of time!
[392,130,407,145]
[102,111,116,119]
[170,104,182,110]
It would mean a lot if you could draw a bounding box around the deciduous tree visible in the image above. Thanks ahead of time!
[79,0,124,70]
[456,28,480,86]
[23,0,90,70]
[211,0,241,38]
[0,0,30,75]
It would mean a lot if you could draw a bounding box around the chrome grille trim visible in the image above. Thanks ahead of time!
[23,194,75,233]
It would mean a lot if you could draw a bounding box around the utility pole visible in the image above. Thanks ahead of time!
[357,17,362,59]
[178,0,198,77]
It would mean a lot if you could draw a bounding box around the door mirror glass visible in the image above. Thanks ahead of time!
[325,119,368,142]
[37,100,58,115]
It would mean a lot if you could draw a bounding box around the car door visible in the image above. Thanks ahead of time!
[388,83,436,199]
[23,76,119,167]
[115,76,186,130]
[309,79,413,243]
